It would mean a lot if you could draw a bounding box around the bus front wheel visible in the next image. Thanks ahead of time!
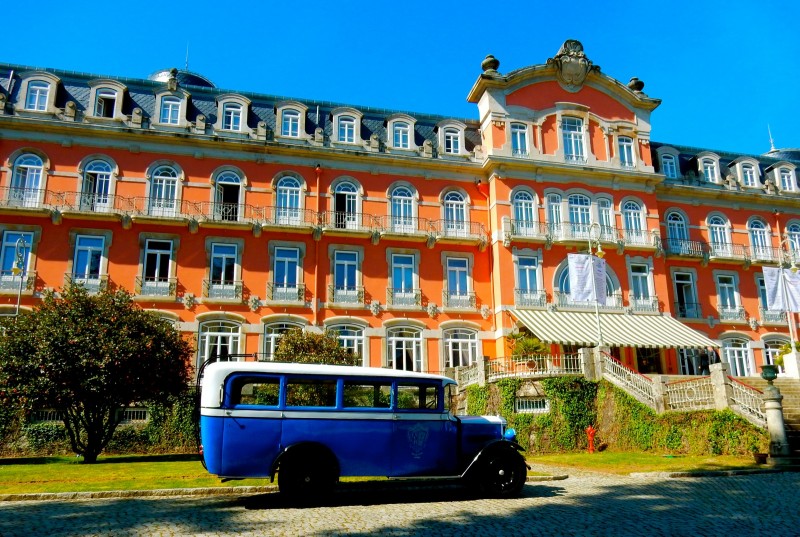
[479,451,527,498]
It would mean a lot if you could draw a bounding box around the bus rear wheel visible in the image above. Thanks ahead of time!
[278,456,336,499]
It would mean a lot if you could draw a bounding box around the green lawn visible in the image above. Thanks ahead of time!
[0,451,765,495]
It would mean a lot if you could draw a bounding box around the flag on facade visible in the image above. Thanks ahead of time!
[763,266,800,313]
[568,253,607,305]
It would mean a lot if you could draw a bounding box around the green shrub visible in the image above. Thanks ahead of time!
[24,422,68,452]
[105,425,150,453]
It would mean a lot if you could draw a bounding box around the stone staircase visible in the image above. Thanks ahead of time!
[743,377,800,456]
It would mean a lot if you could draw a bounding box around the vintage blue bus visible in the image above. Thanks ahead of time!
[199,361,527,497]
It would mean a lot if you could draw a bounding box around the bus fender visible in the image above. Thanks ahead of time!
[270,442,341,482]
[460,439,527,479]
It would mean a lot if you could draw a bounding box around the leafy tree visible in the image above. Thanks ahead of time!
[507,329,549,357]
[273,328,360,366]
[0,286,192,463]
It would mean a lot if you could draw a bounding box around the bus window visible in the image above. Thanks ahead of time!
[397,383,440,410]
[285,377,337,407]
[230,376,280,407]
[343,382,392,408]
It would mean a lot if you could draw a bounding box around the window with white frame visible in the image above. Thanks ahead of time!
[209,243,238,299]
[276,176,302,224]
[159,96,181,125]
[198,320,241,367]
[779,168,795,192]
[749,219,771,260]
[213,171,242,222]
[333,250,359,303]
[445,257,471,307]
[10,154,43,208]
[562,117,585,163]
[715,273,741,320]
[272,247,300,301]
[741,164,757,187]
[515,397,550,414]
[673,271,699,318]
[764,338,787,373]
[72,235,104,291]
[263,322,302,359]
[443,128,460,154]
[222,102,242,131]
[387,326,423,371]
[512,191,536,234]
[281,109,301,137]
[443,191,467,235]
[511,123,528,156]
[393,121,410,149]
[546,193,563,236]
[629,263,651,307]
[149,166,179,217]
[390,186,415,232]
[722,338,752,377]
[618,136,635,168]
[568,194,591,238]
[330,325,364,359]
[25,81,50,111]
[141,239,173,296]
[443,328,478,368]
[81,160,112,212]
[708,215,731,255]
[788,223,800,261]
[94,88,117,118]
[597,198,614,240]
[666,212,689,253]
[516,256,540,306]
[661,154,678,179]
[622,200,645,244]
[337,115,356,143]
[332,181,359,229]
[0,231,33,286]
[391,253,417,306]
[702,158,718,182]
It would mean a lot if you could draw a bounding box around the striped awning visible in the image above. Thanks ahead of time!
[511,309,718,349]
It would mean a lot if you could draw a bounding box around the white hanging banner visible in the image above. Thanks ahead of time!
[568,253,607,305]
[785,269,800,313]
[763,266,785,311]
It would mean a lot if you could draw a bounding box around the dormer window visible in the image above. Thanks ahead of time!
[436,120,467,156]
[780,168,796,192]
[222,103,242,131]
[443,128,460,154]
[25,81,49,111]
[331,108,363,145]
[661,155,677,178]
[338,116,356,143]
[562,117,585,163]
[282,109,300,137]
[160,96,181,125]
[618,136,635,168]
[88,80,127,121]
[511,123,528,157]
[742,164,757,187]
[94,89,117,118]
[393,122,410,149]
[702,158,718,182]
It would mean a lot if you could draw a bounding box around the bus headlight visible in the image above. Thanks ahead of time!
[504,428,517,442]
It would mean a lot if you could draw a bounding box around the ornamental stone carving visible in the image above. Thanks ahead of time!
[546,40,599,93]
[427,302,439,318]
[370,300,382,316]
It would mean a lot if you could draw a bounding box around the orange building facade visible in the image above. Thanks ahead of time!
[1,41,798,378]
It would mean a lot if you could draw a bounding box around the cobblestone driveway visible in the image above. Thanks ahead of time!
[0,469,798,536]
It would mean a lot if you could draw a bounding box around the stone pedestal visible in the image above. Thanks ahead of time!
[763,384,791,459]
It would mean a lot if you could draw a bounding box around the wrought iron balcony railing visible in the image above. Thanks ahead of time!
[442,290,476,309]
[0,270,37,291]
[267,282,305,302]
[664,238,705,257]
[514,288,547,308]
[759,306,787,325]
[135,276,177,297]
[328,284,365,305]
[386,287,421,307]
[202,279,243,300]
[554,291,623,310]
[674,301,703,319]
[64,273,108,294]
[717,304,746,322]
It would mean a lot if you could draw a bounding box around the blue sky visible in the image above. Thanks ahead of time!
[5,0,798,156]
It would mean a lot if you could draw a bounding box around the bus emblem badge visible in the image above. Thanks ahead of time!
[407,424,429,459]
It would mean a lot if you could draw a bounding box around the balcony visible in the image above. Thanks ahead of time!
[505,219,549,242]
[203,279,243,300]
[328,284,365,305]
[64,273,108,294]
[550,223,617,245]
[619,228,656,249]
[319,211,375,234]
[431,219,486,243]
[0,270,37,292]
[554,291,623,311]
[267,282,305,303]
[708,242,749,262]
[374,215,432,240]
[664,238,705,258]
[0,187,46,210]
[759,306,787,325]
[135,276,177,298]
[442,290,476,309]
[749,246,781,265]
[718,304,746,322]
[189,202,268,224]
[262,207,318,229]
[674,301,703,319]
[386,287,421,307]
[629,295,659,313]
[514,288,547,309]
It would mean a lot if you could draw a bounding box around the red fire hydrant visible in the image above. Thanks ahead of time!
[586,425,597,454]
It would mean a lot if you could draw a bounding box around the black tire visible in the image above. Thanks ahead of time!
[278,455,337,499]
[479,451,527,498]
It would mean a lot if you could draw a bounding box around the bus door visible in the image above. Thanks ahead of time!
[391,382,458,477]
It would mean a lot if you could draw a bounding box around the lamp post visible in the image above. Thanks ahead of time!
[3,237,29,317]
[778,235,798,347]
[588,222,605,347]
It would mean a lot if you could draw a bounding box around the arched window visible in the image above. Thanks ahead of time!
[81,160,113,212]
[149,166,179,217]
[666,212,689,254]
[511,123,528,157]
[263,322,303,360]
[764,337,788,373]
[443,191,466,235]
[222,103,242,131]
[393,122,410,149]
[748,219,771,260]
[214,171,242,221]
[779,168,796,192]
[702,158,718,182]
[568,194,591,238]
[160,96,181,125]
[622,200,645,245]
[721,338,752,377]
[198,320,241,369]
[512,191,536,235]
[337,115,356,143]
[443,128,460,154]
[281,109,301,137]
[276,177,302,224]
[390,186,415,232]
[333,181,359,229]
[387,326,423,372]
[443,328,478,368]
[10,154,43,207]
[329,324,364,360]
[94,88,117,118]
[25,81,49,111]
[741,164,757,187]
[787,223,800,261]
[661,154,677,179]
[708,215,731,256]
